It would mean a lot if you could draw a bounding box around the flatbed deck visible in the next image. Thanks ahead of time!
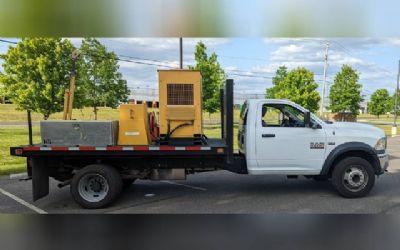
[10,139,228,157]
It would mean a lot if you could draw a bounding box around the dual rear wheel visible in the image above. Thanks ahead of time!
[70,164,125,209]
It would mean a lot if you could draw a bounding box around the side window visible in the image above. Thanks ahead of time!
[239,101,248,125]
[261,105,283,127]
[261,104,306,128]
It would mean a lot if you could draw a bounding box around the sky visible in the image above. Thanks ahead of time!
[1,37,399,104]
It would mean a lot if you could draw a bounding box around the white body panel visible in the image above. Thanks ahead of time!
[240,99,386,175]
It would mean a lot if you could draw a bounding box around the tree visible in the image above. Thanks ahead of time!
[191,41,225,115]
[79,38,130,119]
[0,38,83,119]
[266,65,288,98]
[0,72,5,103]
[329,65,363,118]
[265,67,320,112]
[368,89,390,118]
[387,89,400,115]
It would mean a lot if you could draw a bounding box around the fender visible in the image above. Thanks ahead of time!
[320,142,380,176]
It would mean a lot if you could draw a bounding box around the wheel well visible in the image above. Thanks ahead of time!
[327,150,379,177]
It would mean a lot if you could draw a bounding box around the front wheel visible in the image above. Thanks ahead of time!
[332,157,375,198]
[70,164,123,209]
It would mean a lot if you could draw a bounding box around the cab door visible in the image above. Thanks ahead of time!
[254,102,326,174]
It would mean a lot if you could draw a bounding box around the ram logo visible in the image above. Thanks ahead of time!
[310,142,324,149]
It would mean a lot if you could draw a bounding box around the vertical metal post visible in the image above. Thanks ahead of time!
[27,110,33,145]
[179,37,183,69]
[224,79,234,164]
[393,60,400,135]
[220,88,225,138]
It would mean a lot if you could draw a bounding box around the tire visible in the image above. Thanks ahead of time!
[70,164,123,209]
[332,157,375,198]
[122,178,136,189]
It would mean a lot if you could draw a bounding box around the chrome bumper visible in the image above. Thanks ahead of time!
[377,153,389,174]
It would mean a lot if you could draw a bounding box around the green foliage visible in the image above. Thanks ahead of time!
[1,38,129,120]
[368,89,390,118]
[265,65,288,98]
[0,72,5,102]
[265,66,320,112]
[0,38,81,119]
[387,89,400,115]
[191,41,225,114]
[79,38,129,119]
[329,65,363,115]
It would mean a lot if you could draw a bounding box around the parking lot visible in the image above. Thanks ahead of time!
[1,137,400,214]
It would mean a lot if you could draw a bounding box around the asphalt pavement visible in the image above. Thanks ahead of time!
[1,137,400,214]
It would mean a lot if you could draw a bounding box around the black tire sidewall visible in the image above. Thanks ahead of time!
[70,164,122,209]
[332,157,375,198]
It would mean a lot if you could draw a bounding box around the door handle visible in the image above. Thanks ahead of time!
[262,134,275,138]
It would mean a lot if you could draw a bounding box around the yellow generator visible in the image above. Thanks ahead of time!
[118,103,152,145]
[158,70,203,140]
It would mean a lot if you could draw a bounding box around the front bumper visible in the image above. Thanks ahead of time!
[377,153,389,174]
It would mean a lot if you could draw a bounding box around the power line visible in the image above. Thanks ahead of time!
[0,39,17,45]
[329,40,395,76]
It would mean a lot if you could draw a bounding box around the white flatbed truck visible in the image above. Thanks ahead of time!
[10,80,389,208]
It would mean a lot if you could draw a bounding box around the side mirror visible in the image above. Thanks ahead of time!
[304,111,311,128]
[311,123,322,129]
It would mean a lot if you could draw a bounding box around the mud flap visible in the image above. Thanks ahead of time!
[31,158,49,201]
[224,155,248,174]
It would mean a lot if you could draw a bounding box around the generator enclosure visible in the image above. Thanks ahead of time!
[158,70,202,138]
[40,120,118,146]
[118,103,151,145]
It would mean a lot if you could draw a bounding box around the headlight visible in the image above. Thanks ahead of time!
[374,137,387,151]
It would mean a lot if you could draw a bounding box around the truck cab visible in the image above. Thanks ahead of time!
[238,99,389,197]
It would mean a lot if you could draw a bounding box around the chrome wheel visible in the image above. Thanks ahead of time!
[78,174,109,203]
[342,165,368,192]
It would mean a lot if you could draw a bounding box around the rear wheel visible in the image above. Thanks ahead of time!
[332,157,375,198]
[70,164,123,209]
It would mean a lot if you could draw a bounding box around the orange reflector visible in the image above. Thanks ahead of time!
[217,148,224,154]
[15,149,23,155]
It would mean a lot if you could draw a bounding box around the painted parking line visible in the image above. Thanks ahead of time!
[161,180,207,191]
[9,172,28,180]
[0,187,47,214]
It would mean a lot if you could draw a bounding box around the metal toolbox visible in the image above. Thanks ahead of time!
[40,120,118,146]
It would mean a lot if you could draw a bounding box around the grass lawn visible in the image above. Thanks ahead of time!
[0,104,120,121]
[0,104,241,123]
[358,113,400,123]
[0,126,41,175]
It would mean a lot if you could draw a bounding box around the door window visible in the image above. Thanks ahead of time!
[262,104,305,127]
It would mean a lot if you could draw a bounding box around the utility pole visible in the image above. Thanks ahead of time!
[392,60,400,136]
[320,42,329,117]
[179,37,183,69]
